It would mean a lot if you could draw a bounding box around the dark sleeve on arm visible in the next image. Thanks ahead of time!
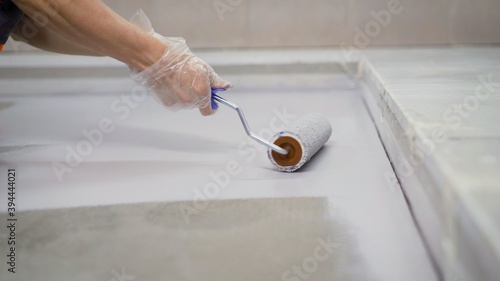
[0,0,24,49]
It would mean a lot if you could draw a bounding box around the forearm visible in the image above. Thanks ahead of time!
[12,16,102,56]
[12,0,166,70]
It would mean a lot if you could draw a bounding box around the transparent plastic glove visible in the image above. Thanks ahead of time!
[128,10,231,116]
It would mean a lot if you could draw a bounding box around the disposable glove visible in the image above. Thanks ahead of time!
[129,10,231,116]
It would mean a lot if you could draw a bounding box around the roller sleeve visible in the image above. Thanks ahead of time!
[268,113,332,172]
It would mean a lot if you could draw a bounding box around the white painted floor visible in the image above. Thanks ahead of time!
[0,52,438,280]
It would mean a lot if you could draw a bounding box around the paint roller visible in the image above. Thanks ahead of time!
[211,89,332,172]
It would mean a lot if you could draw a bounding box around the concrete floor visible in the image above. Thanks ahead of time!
[1,47,495,280]
[0,65,436,280]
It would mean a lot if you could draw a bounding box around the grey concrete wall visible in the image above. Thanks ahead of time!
[104,0,500,47]
[3,0,500,51]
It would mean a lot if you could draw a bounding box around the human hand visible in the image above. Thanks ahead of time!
[128,10,231,116]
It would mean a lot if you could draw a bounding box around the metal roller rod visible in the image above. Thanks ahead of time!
[212,94,289,155]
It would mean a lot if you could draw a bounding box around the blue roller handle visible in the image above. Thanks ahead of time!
[211,88,227,110]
